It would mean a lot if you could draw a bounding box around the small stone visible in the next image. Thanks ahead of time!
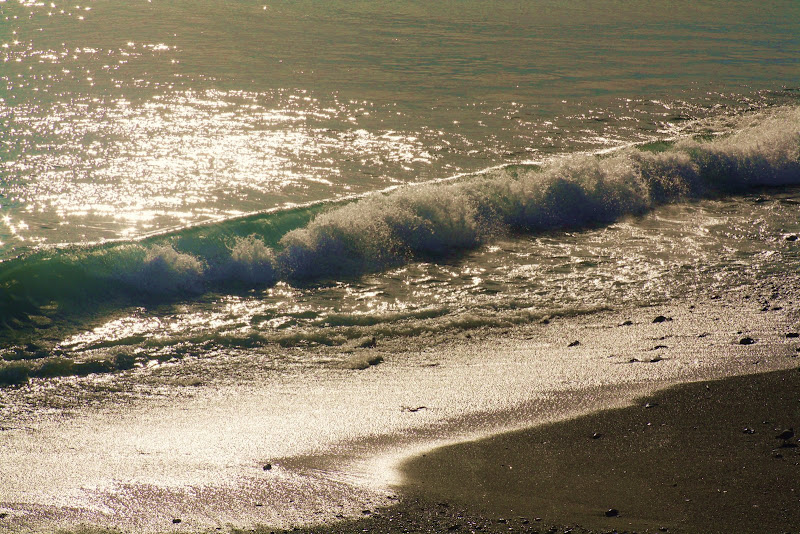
[172,518,182,524]
[592,432,603,439]
[620,320,633,326]
[568,340,580,347]
[652,315,671,323]
[605,508,619,517]
[739,337,756,345]
[786,332,799,338]
[629,357,640,363]
[645,402,658,409]
[362,509,372,515]
[786,235,798,241]
[0,513,7,519]
[263,463,272,471]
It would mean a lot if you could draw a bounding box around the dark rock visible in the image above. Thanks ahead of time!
[652,315,671,323]
[605,508,619,517]
[172,518,182,524]
[652,345,667,350]
[362,509,372,515]
[592,432,603,439]
[568,340,580,347]
[649,356,664,363]
[786,332,799,338]
[628,358,640,363]
[263,463,272,471]
[620,320,633,326]
[739,337,756,345]
[645,402,658,409]
[785,234,798,241]
[357,337,377,348]
[0,513,7,519]
[776,428,795,440]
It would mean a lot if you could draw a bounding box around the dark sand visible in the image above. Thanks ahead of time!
[271,367,800,534]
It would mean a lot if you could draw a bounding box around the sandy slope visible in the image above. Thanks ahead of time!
[1,284,798,532]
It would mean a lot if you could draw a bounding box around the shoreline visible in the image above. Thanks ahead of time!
[271,366,800,534]
[2,286,800,533]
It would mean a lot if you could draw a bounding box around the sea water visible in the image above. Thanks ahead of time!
[1,0,800,379]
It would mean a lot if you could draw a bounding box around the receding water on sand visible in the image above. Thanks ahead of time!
[2,283,799,531]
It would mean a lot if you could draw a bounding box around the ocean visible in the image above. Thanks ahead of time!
[2,0,799,379]
[0,0,800,532]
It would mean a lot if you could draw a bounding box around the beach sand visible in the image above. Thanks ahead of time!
[2,283,800,533]
[274,366,800,534]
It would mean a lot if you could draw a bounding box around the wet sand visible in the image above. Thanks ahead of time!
[275,366,800,534]
[2,284,800,533]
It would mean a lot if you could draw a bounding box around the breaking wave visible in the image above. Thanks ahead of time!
[1,106,799,332]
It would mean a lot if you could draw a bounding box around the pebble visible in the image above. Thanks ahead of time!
[172,518,182,524]
[592,432,603,439]
[786,332,799,338]
[739,337,756,345]
[605,508,619,517]
[652,315,671,323]
[263,463,272,471]
[568,340,580,347]
[620,320,633,326]
[645,402,658,409]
